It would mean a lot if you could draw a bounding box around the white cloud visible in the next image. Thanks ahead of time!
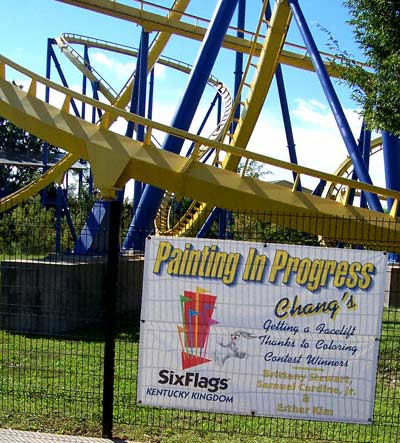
[293,98,336,129]
[90,51,114,69]
[246,99,385,192]
[154,63,166,80]
[90,51,167,84]
[90,51,133,82]
[308,99,327,111]
[292,97,361,132]
[116,61,136,81]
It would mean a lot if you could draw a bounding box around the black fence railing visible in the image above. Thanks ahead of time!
[0,200,399,442]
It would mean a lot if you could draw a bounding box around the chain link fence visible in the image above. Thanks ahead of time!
[0,200,399,442]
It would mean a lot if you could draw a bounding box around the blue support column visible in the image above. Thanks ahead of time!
[48,44,81,117]
[231,0,245,135]
[288,0,382,213]
[43,40,53,207]
[55,185,78,253]
[88,79,98,196]
[199,0,245,239]
[187,91,220,156]
[74,30,150,255]
[265,2,301,189]
[359,129,371,208]
[202,145,217,163]
[78,46,90,197]
[55,186,63,253]
[74,201,110,254]
[40,142,49,207]
[124,0,241,250]
[133,30,149,209]
[88,174,94,196]
[55,185,77,253]
[218,210,227,239]
[312,180,326,197]
[383,132,400,213]
[82,45,89,120]
[347,123,365,205]
[217,92,222,123]
[125,56,141,138]
[91,81,103,120]
[46,40,78,247]
[346,123,371,208]
[383,132,400,262]
[276,66,302,190]
[197,208,221,238]
[147,68,155,120]
[60,188,77,244]
[45,39,53,104]
[144,68,155,196]
[73,78,106,253]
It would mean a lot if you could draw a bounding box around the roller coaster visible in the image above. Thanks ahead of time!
[0,0,400,252]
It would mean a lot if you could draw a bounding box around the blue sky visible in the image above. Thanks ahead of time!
[0,0,380,190]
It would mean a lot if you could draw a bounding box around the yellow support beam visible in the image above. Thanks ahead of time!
[0,54,394,202]
[1,72,400,250]
[0,0,192,209]
[55,0,348,78]
[229,0,292,154]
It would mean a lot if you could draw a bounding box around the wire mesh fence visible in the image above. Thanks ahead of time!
[0,200,399,442]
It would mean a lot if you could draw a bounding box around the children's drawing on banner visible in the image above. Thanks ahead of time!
[215,330,257,366]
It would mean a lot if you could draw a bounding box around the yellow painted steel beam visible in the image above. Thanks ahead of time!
[229,0,292,155]
[1,0,192,210]
[55,0,235,41]
[0,54,395,203]
[171,1,292,235]
[0,44,225,212]
[60,25,328,235]
[55,0,347,78]
[176,0,291,235]
[1,67,400,250]
[279,49,339,77]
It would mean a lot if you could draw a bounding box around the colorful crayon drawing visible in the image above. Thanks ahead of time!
[177,287,218,370]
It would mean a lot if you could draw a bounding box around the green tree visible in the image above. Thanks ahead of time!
[0,117,59,195]
[238,159,271,179]
[339,0,400,135]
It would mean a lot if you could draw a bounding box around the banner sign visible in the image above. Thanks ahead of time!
[137,237,387,423]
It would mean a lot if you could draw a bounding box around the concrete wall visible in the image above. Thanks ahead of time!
[1,257,397,335]
[0,255,143,335]
[386,264,400,308]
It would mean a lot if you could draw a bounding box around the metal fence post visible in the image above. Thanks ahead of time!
[102,199,122,438]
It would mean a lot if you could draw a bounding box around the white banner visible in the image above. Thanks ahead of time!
[137,237,387,424]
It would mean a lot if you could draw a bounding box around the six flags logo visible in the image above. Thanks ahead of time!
[177,288,217,370]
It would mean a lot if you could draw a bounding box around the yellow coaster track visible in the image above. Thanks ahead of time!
[2,0,373,240]
[1,54,400,251]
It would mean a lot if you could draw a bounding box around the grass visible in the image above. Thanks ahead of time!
[0,310,399,443]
